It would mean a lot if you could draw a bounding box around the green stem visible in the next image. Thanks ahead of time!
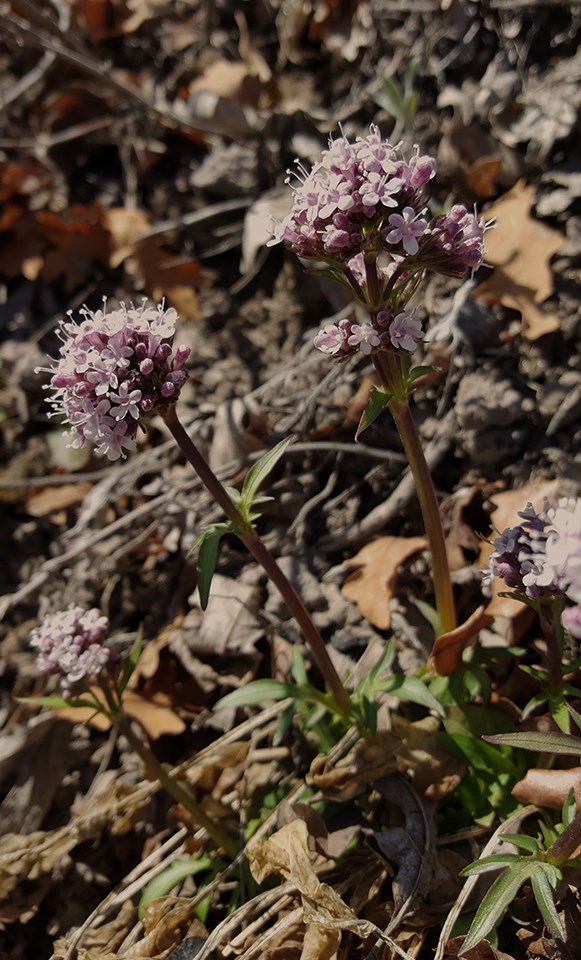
[116,713,239,859]
[163,406,353,722]
[373,352,456,636]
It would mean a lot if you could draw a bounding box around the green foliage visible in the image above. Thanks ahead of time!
[371,62,419,138]
[138,855,213,920]
[217,643,443,750]
[191,438,292,609]
[460,795,581,952]
[356,364,440,439]
[118,628,143,695]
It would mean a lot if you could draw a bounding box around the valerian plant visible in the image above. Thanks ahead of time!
[485,497,581,732]
[27,606,239,858]
[460,792,581,953]
[268,124,487,640]
[37,298,352,723]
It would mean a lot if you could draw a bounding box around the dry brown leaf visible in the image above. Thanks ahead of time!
[104,206,202,319]
[341,536,427,629]
[36,205,111,291]
[54,687,185,738]
[512,767,581,809]
[475,181,564,340]
[308,723,463,803]
[0,780,147,899]
[430,605,493,676]
[24,482,92,518]
[480,478,559,626]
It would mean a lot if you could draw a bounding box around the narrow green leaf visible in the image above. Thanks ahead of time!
[139,856,212,920]
[461,854,524,876]
[549,692,571,734]
[197,528,224,610]
[215,679,298,711]
[461,861,533,953]
[380,674,445,717]
[241,437,292,506]
[484,731,581,756]
[372,77,405,120]
[406,364,440,386]
[355,386,392,440]
[531,864,565,939]
[413,598,440,634]
[224,485,244,509]
[503,833,541,855]
[290,646,308,686]
[119,628,143,695]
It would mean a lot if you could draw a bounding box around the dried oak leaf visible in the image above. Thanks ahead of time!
[475,181,564,340]
[308,721,463,803]
[104,206,202,319]
[36,205,111,291]
[55,687,186,739]
[341,536,427,630]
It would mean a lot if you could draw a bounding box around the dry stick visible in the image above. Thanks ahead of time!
[162,405,353,722]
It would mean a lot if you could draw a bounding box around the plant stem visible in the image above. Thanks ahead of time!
[116,713,239,859]
[163,406,353,722]
[546,809,581,866]
[373,352,456,636]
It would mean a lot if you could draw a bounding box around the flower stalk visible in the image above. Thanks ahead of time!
[372,351,456,634]
[162,405,353,722]
[115,712,239,859]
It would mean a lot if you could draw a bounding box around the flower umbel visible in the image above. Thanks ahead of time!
[30,606,111,696]
[486,498,581,637]
[39,301,191,460]
[269,126,486,362]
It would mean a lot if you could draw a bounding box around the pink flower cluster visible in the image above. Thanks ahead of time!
[269,128,436,263]
[314,309,422,359]
[39,301,191,460]
[487,499,581,638]
[269,126,485,284]
[30,606,111,696]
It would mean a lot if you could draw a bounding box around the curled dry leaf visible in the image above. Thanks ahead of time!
[430,605,493,677]
[308,721,463,803]
[0,780,147,899]
[341,536,427,630]
[475,180,564,340]
[512,767,581,809]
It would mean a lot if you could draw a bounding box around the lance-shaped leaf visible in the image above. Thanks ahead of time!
[241,437,292,508]
[119,628,143,695]
[139,855,212,920]
[194,523,232,610]
[531,863,565,940]
[461,858,533,953]
[484,731,581,756]
[355,386,392,440]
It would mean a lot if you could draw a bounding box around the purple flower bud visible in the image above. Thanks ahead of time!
[30,606,111,697]
[37,301,191,461]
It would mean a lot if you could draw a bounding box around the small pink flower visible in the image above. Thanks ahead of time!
[313,319,352,356]
[347,323,381,355]
[384,207,428,255]
[387,311,423,352]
